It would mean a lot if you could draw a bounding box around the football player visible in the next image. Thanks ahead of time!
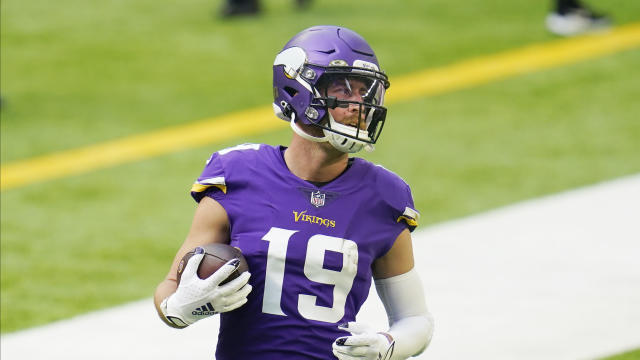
[154,25,434,359]
[546,0,610,36]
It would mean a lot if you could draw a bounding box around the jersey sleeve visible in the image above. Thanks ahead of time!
[190,152,228,202]
[375,165,420,232]
[395,183,420,232]
[189,143,263,203]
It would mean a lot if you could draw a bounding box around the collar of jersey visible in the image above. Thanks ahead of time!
[274,145,361,191]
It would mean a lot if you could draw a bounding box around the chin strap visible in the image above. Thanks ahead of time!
[289,112,374,154]
[289,112,328,143]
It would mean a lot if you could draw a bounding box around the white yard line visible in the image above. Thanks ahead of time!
[2,174,639,359]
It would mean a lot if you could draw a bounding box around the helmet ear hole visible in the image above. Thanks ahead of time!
[284,86,298,97]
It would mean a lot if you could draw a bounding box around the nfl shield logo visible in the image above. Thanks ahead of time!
[310,191,325,207]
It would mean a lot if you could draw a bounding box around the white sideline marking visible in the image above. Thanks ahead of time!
[2,175,639,359]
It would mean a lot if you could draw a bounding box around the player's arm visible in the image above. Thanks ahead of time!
[371,228,415,278]
[153,196,251,328]
[373,229,434,358]
[333,229,433,360]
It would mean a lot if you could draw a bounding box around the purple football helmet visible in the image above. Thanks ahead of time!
[273,25,390,153]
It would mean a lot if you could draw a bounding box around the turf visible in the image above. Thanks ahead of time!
[0,0,608,162]
[1,0,639,344]
[601,348,640,360]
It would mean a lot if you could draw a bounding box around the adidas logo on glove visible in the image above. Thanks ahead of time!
[192,302,217,316]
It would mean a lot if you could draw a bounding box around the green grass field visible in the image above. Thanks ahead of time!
[602,349,640,360]
[2,0,640,357]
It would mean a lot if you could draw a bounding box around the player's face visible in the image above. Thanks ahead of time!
[324,77,369,130]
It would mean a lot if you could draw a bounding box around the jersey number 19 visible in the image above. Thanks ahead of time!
[261,227,358,323]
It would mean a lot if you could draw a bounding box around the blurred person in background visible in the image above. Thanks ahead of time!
[546,0,611,36]
[220,0,311,17]
[154,25,434,359]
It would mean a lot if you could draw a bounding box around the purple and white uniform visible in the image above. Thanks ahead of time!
[190,144,419,360]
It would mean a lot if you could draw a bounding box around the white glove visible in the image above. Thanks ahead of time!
[332,322,395,360]
[160,247,252,328]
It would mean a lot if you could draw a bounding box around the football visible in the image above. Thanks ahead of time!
[176,243,249,285]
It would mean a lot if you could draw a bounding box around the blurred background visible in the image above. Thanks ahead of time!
[1,0,639,358]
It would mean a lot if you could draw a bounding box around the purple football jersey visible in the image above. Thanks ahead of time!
[190,144,419,360]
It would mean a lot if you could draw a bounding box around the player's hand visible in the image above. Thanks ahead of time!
[160,248,252,328]
[332,322,395,360]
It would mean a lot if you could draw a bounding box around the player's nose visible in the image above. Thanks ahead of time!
[347,101,360,113]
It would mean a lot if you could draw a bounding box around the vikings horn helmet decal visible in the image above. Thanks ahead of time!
[273,26,390,153]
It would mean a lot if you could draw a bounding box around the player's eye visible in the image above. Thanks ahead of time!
[328,86,349,97]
